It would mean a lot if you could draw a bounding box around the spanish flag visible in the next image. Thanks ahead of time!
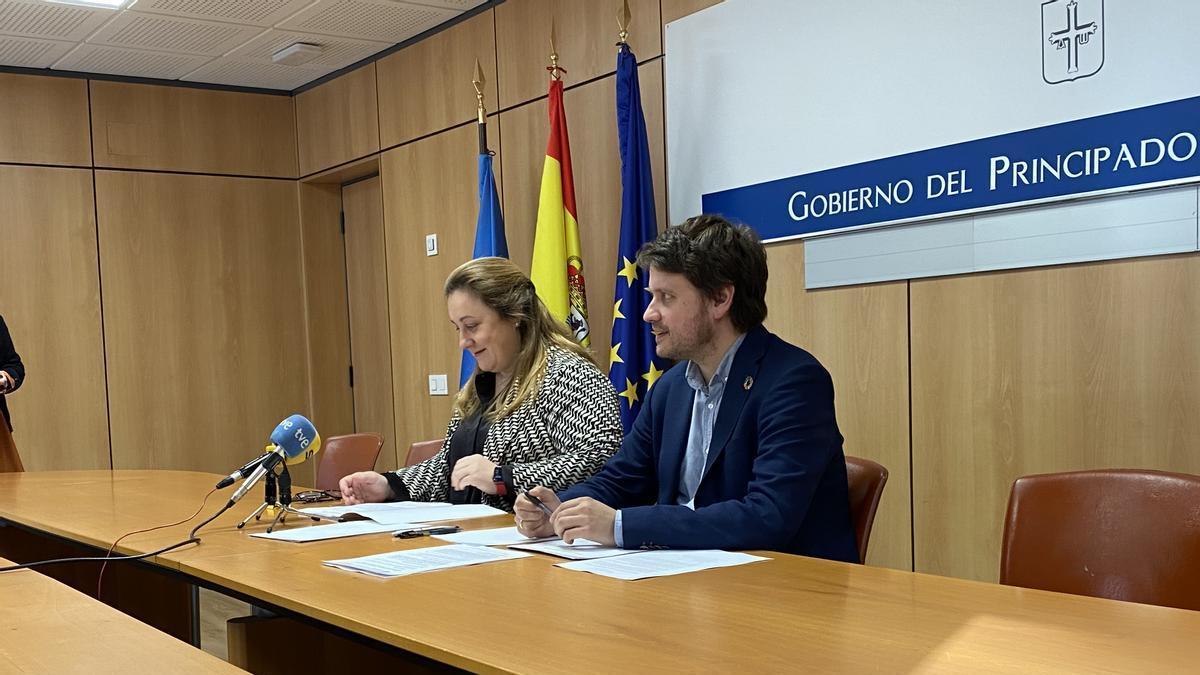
[530,79,590,346]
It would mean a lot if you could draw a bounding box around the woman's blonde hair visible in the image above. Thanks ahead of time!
[445,257,595,421]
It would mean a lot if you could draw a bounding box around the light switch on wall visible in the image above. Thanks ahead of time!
[428,374,448,396]
[425,233,438,256]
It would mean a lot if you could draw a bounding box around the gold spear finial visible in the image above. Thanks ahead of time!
[617,0,631,46]
[549,22,563,80]
[472,59,486,123]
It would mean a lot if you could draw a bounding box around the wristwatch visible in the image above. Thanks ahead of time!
[492,465,508,497]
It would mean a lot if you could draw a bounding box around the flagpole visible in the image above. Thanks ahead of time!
[472,60,487,154]
[617,0,631,47]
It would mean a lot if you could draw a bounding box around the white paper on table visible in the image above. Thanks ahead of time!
[298,502,504,525]
[509,538,636,560]
[323,544,532,578]
[431,526,554,546]
[555,550,769,580]
[249,520,406,542]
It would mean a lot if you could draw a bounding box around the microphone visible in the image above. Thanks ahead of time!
[215,450,274,489]
[228,414,322,506]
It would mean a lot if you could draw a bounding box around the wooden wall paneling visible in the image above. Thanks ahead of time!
[342,176,398,472]
[0,167,109,470]
[495,0,661,109]
[911,254,1200,582]
[500,62,667,366]
[661,0,723,25]
[296,64,380,177]
[89,82,298,178]
[299,181,355,482]
[380,122,500,457]
[376,10,498,148]
[0,74,91,166]
[96,172,309,475]
[764,243,912,570]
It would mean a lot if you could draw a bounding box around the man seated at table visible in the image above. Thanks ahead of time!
[515,215,859,562]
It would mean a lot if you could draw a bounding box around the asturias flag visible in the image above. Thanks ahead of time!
[609,44,665,430]
[530,78,590,347]
[460,151,508,386]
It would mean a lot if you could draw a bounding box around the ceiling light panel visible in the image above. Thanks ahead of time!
[277,0,455,42]
[226,29,387,70]
[0,0,116,41]
[127,0,316,28]
[54,42,211,78]
[87,11,264,56]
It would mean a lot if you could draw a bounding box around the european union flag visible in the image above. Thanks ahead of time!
[609,43,665,431]
[460,151,507,386]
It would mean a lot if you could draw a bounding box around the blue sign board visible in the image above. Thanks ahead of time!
[703,96,1200,240]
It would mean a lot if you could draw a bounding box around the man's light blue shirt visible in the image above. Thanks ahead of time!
[614,334,746,547]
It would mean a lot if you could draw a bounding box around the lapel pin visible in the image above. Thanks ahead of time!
[743,376,754,391]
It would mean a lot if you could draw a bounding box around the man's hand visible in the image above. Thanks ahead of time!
[0,372,10,394]
[551,497,617,546]
[514,486,560,538]
[337,471,393,505]
[450,455,499,493]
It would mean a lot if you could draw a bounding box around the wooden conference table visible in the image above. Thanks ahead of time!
[0,470,1198,673]
[0,554,243,673]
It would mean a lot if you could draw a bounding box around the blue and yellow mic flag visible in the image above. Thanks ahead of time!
[609,43,665,431]
[460,151,508,387]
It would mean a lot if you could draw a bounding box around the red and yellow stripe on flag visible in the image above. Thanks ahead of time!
[531,79,590,346]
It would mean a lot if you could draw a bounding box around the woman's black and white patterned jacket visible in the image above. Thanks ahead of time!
[387,345,623,512]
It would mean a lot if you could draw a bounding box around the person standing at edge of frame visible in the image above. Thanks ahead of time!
[0,314,26,472]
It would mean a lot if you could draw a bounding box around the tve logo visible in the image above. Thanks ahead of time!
[1042,0,1104,84]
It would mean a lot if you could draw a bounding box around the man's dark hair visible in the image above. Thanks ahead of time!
[636,214,768,332]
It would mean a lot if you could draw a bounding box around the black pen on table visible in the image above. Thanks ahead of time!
[522,489,554,517]
[393,525,461,538]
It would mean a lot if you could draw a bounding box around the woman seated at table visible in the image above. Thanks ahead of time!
[339,257,623,511]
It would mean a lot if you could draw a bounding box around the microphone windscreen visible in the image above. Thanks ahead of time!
[269,414,321,465]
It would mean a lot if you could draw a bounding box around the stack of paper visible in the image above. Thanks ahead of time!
[324,544,532,578]
[509,539,636,560]
[432,526,553,546]
[250,520,403,542]
[556,550,769,580]
[299,502,504,525]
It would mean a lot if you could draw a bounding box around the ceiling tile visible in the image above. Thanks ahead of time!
[127,0,316,28]
[54,43,212,79]
[404,0,487,10]
[182,57,327,90]
[278,0,456,42]
[0,0,115,41]
[226,28,388,71]
[0,34,74,68]
[89,10,264,56]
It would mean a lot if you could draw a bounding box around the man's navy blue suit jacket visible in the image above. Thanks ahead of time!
[560,325,859,563]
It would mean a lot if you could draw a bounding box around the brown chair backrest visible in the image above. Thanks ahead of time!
[405,439,444,467]
[845,455,888,564]
[1000,469,1200,611]
[314,433,384,492]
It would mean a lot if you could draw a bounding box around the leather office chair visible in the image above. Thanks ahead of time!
[313,433,384,492]
[845,455,888,564]
[1000,469,1200,611]
[404,438,444,467]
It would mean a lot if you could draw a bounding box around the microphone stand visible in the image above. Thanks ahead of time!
[236,464,340,533]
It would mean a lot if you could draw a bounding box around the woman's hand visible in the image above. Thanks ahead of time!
[450,455,499,494]
[337,471,393,505]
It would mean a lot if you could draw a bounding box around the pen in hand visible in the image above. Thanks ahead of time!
[522,489,554,517]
